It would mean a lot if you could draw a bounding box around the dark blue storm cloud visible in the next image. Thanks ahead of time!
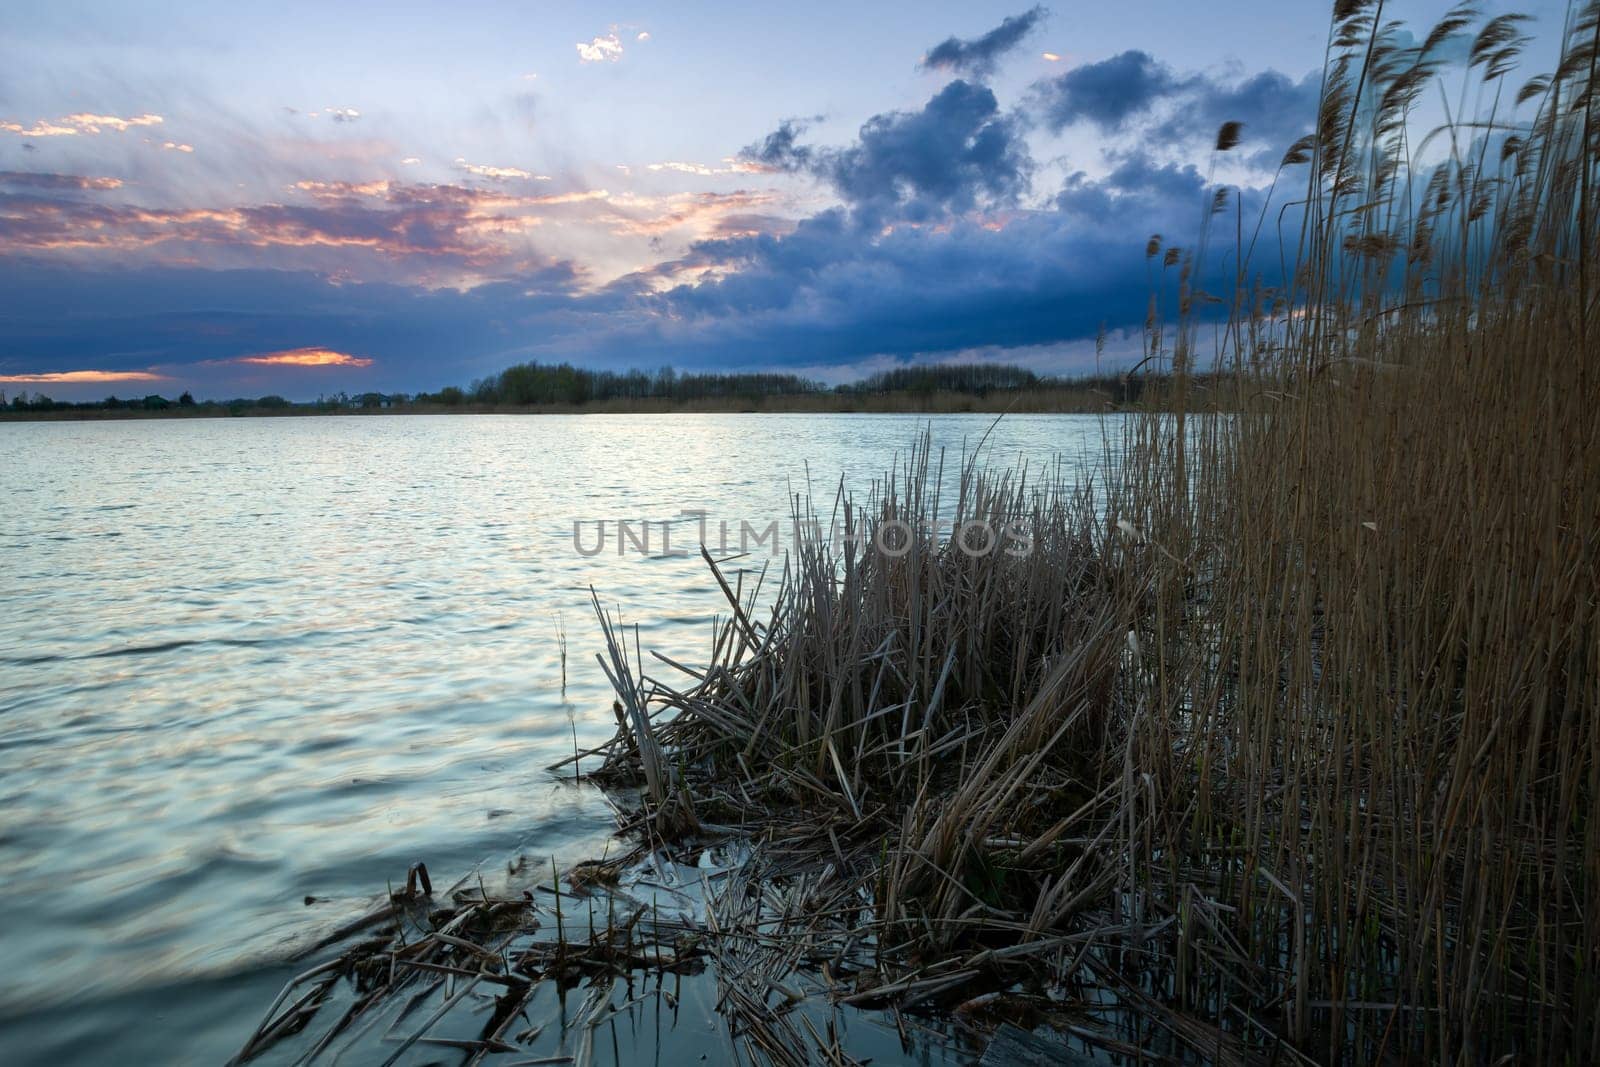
[1036,49,1320,160]
[744,80,1030,227]
[1038,51,1187,131]
[745,120,815,173]
[920,6,1047,78]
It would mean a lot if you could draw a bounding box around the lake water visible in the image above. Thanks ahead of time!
[0,413,1115,1064]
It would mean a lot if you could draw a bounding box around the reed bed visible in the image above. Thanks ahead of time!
[580,2,1600,1062]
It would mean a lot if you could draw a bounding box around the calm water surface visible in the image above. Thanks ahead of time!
[0,413,1114,1064]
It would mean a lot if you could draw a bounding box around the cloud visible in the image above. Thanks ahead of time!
[1,120,77,138]
[17,225,1127,390]
[744,119,816,173]
[0,369,169,384]
[0,44,1314,393]
[0,143,1239,393]
[526,189,611,205]
[609,155,1282,372]
[0,171,123,191]
[161,141,194,153]
[66,113,164,133]
[224,346,374,368]
[0,175,605,280]
[0,168,775,299]
[0,261,607,394]
[646,159,771,177]
[286,108,362,121]
[746,81,1029,226]
[649,162,720,176]
[921,6,1047,78]
[1036,50,1320,155]
[1036,50,1185,131]
[1054,151,1209,231]
[1,112,163,137]
[1042,52,1061,62]
[601,208,1157,369]
[1155,69,1322,160]
[293,179,392,197]
[587,72,1295,373]
[706,213,795,240]
[455,158,551,181]
[576,33,624,63]
[599,190,781,238]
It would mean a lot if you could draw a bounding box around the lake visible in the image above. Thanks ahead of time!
[0,413,1116,1064]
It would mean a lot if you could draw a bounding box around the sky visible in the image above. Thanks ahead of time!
[0,0,1571,399]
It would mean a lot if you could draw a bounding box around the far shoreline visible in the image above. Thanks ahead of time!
[0,387,1143,422]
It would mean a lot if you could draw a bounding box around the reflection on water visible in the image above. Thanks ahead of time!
[0,412,1113,1064]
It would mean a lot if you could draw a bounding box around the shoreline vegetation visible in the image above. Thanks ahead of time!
[237,3,1597,1064]
[0,365,1156,420]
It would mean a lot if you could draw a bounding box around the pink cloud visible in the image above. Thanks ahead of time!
[226,347,375,368]
[0,369,169,384]
[1,112,163,137]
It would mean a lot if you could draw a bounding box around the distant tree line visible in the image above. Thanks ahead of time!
[2,362,1149,414]
[3,389,292,414]
[845,364,1044,395]
[412,363,824,407]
